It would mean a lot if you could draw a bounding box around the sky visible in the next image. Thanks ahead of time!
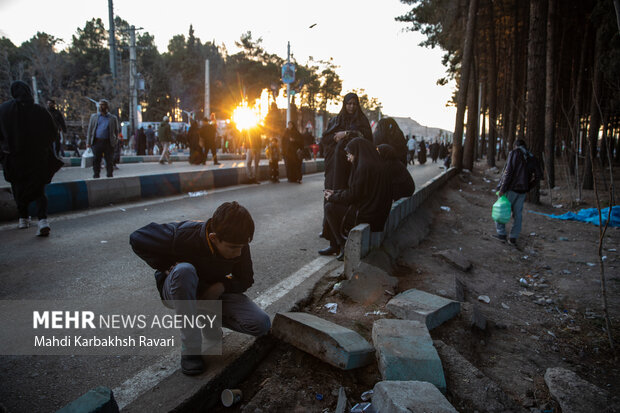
[0,0,457,132]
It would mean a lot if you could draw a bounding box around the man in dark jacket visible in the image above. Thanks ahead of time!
[0,81,63,236]
[199,116,219,165]
[493,139,532,245]
[130,202,270,375]
[47,99,66,157]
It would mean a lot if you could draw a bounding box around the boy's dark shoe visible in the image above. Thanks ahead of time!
[181,354,205,376]
[508,238,517,246]
[492,234,507,243]
[337,251,345,261]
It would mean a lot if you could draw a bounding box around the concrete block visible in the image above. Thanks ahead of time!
[340,262,398,304]
[179,170,215,193]
[87,176,141,207]
[344,224,369,279]
[386,289,460,331]
[544,367,615,413]
[433,340,520,413]
[213,167,242,187]
[57,386,119,413]
[372,381,457,413]
[272,312,374,370]
[364,250,392,274]
[372,319,446,392]
[433,249,472,272]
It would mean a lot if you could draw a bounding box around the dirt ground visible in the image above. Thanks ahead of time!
[212,160,620,413]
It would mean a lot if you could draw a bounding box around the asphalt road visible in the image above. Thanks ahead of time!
[0,162,443,412]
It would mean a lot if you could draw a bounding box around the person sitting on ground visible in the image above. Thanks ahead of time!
[323,138,392,261]
[130,201,271,375]
[377,144,415,201]
[319,92,373,257]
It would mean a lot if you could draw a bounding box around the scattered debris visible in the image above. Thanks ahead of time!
[520,278,529,286]
[324,303,338,314]
[100,240,108,244]
[384,290,395,296]
[360,390,373,401]
[351,402,376,412]
[562,269,571,275]
[558,237,569,241]
[586,262,596,267]
[188,190,208,197]
[440,206,451,212]
[364,310,388,316]
[530,232,536,236]
[501,303,510,309]
[553,204,563,208]
[118,207,126,212]
[478,295,491,304]
[315,393,324,401]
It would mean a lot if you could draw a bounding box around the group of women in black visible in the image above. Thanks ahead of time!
[319,93,415,260]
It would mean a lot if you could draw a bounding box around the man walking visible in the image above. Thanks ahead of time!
[145,125,156,155]
[86,99,119,178]
[493,139,536,246]
[245,126,262,184]
[130,201,271,375]
[199,116,219,165]
[47,99,66,157]
[0,81,63,235]
[158,116,172,164]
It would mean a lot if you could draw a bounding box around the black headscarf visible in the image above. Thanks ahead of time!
[0,81,60,184]
[323,93,372,140]
[373,118,407,164]
[322,93,373,190]
[378,144,415,201]
[329,138,392,231]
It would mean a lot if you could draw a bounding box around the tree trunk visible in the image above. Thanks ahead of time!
[583,26,604,190]
[464,66,478,170]
[452,0,478,170]
[480,100,487,159]
[544,0,557,187]
[525,0,547,203]
[486,0,498,167]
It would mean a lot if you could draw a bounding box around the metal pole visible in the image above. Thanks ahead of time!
[129,25,137,136]
[31,76,39,104]
[108,0,117,79]
[205,59,210,118]
[286,41,291,124]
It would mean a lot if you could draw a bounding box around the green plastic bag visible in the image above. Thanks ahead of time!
[492,195,512,224]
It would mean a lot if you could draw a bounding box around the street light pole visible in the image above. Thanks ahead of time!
[286,41,291,124]
[129,25,138,136]
[205,59,210,118]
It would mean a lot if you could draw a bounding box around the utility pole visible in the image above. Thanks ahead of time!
[31,76,39,104]
[129,25,137,136]
[108,0,117,79]
[286,41,291,124]
[205,59,210,118]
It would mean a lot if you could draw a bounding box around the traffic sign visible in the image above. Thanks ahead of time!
[282,63,295,84]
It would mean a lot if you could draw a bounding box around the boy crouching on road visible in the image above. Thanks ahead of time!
[130,201,271,375]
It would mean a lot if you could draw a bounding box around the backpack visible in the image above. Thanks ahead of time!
[522,150,543,190]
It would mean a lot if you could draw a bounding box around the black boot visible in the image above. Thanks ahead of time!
[318,245,340,256]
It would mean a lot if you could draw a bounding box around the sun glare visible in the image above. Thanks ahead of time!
[232,89,275,132]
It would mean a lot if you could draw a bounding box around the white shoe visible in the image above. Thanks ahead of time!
[36,219,50,237]
[18,218,30,229]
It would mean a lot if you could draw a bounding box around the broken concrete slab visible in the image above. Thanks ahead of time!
[433,249,472,272]
[372,381,457,413]
[272,312,374,370]
[544,367,617,413]
[57,386,119,413]
[455,277,466,302]
[386,289,460,331]
[372,319,446,392]
[433,340,524,413]
[339,262,398,305]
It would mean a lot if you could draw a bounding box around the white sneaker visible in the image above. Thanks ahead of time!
[36,219,50,237]
[18,218,30,229]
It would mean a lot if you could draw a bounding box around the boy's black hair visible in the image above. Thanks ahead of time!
[210,201,254,244]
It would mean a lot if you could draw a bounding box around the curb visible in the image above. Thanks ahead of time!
[62,153,262,167]
[0,160,325,221]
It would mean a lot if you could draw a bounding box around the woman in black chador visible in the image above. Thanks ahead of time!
[323,138,392,260]
[319,93,373,256]
[282,121,304,183]
[377,144,415,201]
[417,138,427,164]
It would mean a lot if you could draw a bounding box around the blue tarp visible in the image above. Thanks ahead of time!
[528,206,620,227]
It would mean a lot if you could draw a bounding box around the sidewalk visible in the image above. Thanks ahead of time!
[0,158,325,221]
